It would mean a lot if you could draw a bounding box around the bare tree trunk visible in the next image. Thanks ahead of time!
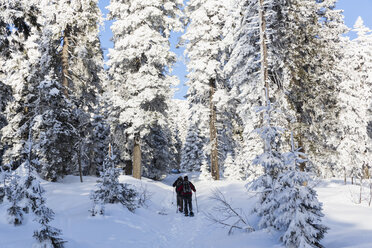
[344,167,347,185]
[359,177,363,204]
[210,79,219,180]
[61,25,70,97]
[298,138,306,172]
[125,160,133,175]
[259,0,269,98]
[78,140,83,183]
[363,162,370,179]
[133,134,141,179]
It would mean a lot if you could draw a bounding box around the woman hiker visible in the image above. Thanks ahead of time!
[172,176,184,212]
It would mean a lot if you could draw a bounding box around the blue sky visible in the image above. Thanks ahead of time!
[98,0,372,100]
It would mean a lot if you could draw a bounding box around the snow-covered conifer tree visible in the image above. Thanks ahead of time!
[274,134,328,248]
[222,152,245,180]
[288,0,346,174]
[249,91,285,229]
[337,17,372,182]
[106,0,183,179]
[224,0,290,179]
[85,113,111,176]
[225,0,346,177]
[180,123,205,172]
[43,0,106,177]
[0,82,12,165]
[22,111,66,247]
[91,146,137,215]
[25,174,66,248]
[0,0,42,168]
[6,173,25,225]
[182,0,234,180]
[168,99,189,170]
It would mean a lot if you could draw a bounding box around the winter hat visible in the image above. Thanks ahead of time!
[184,176,188,181]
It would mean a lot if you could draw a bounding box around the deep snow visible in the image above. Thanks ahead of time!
[0,173,371,248]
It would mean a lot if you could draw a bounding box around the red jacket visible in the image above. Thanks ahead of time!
[177,181,196,196]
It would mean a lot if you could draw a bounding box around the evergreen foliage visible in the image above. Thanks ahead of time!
[91,152,137,215]
[106,0,183,179]
[180,124,205,172]
[249,93,285,229]
[250,92,327,247]
[6,173,24,225]
[274,135,328,248]
[337,17,372,180]
[25,174,66,248]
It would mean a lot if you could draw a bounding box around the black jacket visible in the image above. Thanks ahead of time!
[173,178,183,194]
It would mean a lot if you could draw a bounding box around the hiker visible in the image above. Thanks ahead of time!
[172,176,184,212]
[177,175,196,216]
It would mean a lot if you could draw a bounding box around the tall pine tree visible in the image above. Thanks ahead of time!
[106,0,183,179]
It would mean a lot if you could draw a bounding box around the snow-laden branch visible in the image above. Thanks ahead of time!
[204,188,254,235]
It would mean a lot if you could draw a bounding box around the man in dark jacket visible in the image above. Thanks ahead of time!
[172,176,183,212]
[177,175,196,216]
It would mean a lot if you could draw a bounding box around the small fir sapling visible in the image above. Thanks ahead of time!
[24,124,66,248]
[90,146,137,216]
[274,133,328,248]
[6,173,25,225]
[24,174,65,248]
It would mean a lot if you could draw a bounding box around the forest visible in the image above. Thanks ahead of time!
[0,0,372,247]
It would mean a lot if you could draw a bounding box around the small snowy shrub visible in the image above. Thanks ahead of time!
[91,155,138,215]
[6,174,25,225]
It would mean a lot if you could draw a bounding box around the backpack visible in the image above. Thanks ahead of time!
[183,181,192,194]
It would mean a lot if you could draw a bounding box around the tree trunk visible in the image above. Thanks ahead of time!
[344,167,347,185]
[363,162,370,179]
[125,160,133,175]
[297,138,306,172]
[359,177,363,204]
[61,25,70,97]
[78,140,83,183]
[259,0,269,98]
[133,134,141,179]
[209,79,219,180]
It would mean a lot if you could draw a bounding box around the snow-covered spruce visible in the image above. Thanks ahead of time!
[0,0,42,169]
[274,134,328,248]
[337,17,372,182]
[106,0,183,179]
[6,173,25,226]
[249,94,327,247]
[3,165,66,247]
[24,174,66,248]
[180,123,205,172]
[90,153,137,215]
[182,0,234,180]
[248,93,285,229]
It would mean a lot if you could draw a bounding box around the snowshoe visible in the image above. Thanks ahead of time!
[189,212,194,217]
[185,213,189,216]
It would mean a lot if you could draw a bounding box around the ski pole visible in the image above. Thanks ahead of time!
[195,192,199,213]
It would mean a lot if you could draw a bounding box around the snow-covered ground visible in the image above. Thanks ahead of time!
[1,173,371,248]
